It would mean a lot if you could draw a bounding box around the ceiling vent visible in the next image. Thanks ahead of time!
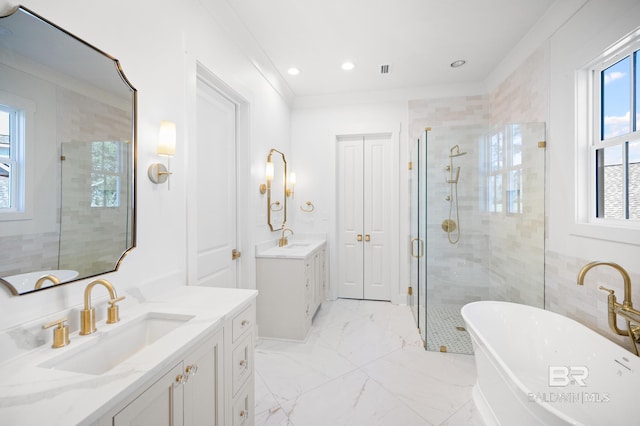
[379,64,391,75]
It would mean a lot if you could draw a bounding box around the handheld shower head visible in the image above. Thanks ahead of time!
[449,145,467,157]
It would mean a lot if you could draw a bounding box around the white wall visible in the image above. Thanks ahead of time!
[0,0,292,331]
[545,0,640,346]
[290,101,407,302]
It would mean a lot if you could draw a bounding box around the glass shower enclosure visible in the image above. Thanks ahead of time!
[409,123,546,354]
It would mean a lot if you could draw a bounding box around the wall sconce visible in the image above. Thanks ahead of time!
[148,121,176,187]
[286,172,296,197]
[259,158,274,194]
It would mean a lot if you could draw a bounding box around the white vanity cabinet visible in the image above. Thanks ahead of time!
[112,331,223,426]
[0,287,257,426]
[98,294,256,426]
[256,241,326,341]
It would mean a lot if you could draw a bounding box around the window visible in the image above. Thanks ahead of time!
[592,39,640,221]
[484,124,523,215]
[91,141,122,208]
[0,104,25,212]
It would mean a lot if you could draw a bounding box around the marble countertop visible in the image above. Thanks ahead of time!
[0,286,257,425]
[255,239,326,259]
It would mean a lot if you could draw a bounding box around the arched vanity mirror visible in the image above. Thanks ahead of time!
[266,149,287,231]
[0,6,137,295]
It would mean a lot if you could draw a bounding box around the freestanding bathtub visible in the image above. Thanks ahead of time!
[461,301,639,425]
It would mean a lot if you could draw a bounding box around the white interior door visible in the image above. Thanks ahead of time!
[337,138,364,299]
[337,134,391,301]
[192,75,238,288]
[363,136,391,300]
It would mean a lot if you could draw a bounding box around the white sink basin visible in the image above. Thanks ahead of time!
[283,243,311,249]
[39,312,194,375]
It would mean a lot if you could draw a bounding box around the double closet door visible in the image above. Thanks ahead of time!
[337,134,391,301]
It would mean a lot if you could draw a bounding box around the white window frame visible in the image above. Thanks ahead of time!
[574,28,640,245]
[0,91,34,221]
[484,124,524,215]
[90,140,123,209]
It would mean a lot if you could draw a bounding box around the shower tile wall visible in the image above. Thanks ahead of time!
[490,47,547,125]
[409,97,492,306]
[488,47,547,308]
[408,46,547,309]
[57,88,132,276]
[0,232,59,277]
[1,88,131,278]
[424,124,492,306]
[546,250,640,349]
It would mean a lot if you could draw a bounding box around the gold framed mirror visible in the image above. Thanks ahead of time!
[266,149,287,231]
[0,6,137,295]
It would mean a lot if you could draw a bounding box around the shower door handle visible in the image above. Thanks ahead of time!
[410,238,424,258]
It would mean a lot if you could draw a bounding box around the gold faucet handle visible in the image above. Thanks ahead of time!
[43,317,70,349]
[599,286,616,295]
[107,296,125,324]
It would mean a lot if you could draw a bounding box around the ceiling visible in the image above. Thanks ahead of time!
[225,0,563,98]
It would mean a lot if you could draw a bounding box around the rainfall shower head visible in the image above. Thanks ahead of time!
[449,145,467,157]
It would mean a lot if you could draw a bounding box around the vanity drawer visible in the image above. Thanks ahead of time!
[232,333,253,396]
[232,303,254,344]
[232,378,254,426]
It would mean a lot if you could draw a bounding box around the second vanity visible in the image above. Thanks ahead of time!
[0,286,257,426]
[256,239,327,341]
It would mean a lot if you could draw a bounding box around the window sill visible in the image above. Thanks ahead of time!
[570,220,640,246]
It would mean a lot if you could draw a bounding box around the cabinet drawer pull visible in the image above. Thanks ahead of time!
[185,364,198,376]
[239,409,249,418]
[241,319,250,327]
[239,359,247,368]
[175,374,188,385]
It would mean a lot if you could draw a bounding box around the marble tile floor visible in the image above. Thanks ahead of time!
[254,298,483,426]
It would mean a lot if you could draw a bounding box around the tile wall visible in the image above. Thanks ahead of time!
[408,47,548,309]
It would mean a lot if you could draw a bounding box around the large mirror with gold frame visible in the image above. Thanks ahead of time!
[0,6,137,295]
[266,149,286,231]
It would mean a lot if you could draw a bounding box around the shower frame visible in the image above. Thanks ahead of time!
[409,123,546,353]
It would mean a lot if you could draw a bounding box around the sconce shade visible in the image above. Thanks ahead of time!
[286,171,296,197]
[157,121,176,156]
[265,161,274,181]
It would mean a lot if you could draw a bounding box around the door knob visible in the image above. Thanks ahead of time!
[365,234,371,242]
[357,234,363,242]
[232,249,241,260]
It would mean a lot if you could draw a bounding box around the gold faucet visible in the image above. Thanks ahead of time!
[577,261,640,356]
[279,227,294,247]
[79,279,125,335]
[34,274,61,290]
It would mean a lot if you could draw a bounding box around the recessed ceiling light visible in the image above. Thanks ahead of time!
[450,60,466,68]
[341,61,355,71]
[287,67,300,76]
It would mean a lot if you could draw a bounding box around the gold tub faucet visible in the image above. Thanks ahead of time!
[79,278,125,335]
[578,261,633,308]
[577,261,640,356]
